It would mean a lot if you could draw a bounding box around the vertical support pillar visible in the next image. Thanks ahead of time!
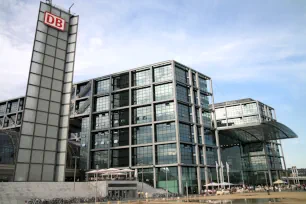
[171,61,182,194]
[209,79,222,184]
[150,65,157,188]
[128,71,132,168]
[188,70,201,194]
[87,80,94,170]
[107,76,112,168]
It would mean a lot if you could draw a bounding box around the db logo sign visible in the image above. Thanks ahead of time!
[44,12,65,31]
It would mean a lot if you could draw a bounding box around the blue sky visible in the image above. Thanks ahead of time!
[0,0,305,167]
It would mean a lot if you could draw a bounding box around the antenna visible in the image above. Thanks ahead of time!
[69,3,74,13]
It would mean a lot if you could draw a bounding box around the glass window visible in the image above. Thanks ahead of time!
[113,73,129,90]
[133,87,151,105]
[112,109,129,127]
[95,79,110,94]
[156,167,178,193]
[132,146,153,166]
[155,102,175,121]
[206,147,218,165]
[192,73,197,87]
[226,105,242,118]
[242,103,258,115]
[92,131,109,149]
[199,77,208,92]
[155,122,176,142]
[113,91,129,108]
[243,115,259,124]
[199,148,204,164]
[137,168,154,186]
[176,85,189,103]
[179,123,194,142]
[132,125,152,145]
[80,117,90,169]
[194,91,198,105]
[95,96,109,112]
[197,127,203,144]
[111,148,129,167]
[94,113,109,130]
[204,129,216,146]
[0,103,6,115]
[133,106,152,124]
[0,133,15,164]
[200,94,209,109]
[202,111,211,128]
[180,144,196,164]
[175,67,188,84]
[228,118,243,126]
[178,103,191,122]
[182,167,198,194]
[156,144,177,164]
[154,65,172,82]
[133,69,151,86]
[111,128,129,147]
[154,83,173,101]
[91,151,108,169]
[215,107,226,119]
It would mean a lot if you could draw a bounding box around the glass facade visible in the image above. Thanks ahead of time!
[132,146,153,166]
[156,144,177,164]
[154,83,173,101]
[155,122,176,142]
[155,102,174,121]
[132,125,152,145]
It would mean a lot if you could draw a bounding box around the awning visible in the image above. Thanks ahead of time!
[218,120,298,144]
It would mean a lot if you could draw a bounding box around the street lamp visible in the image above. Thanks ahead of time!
[72,156,80,191]
[161,167,169,200]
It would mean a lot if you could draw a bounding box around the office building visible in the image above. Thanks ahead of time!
[0,0,298,195]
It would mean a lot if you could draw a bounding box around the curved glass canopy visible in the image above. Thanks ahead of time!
[218,121,298,144]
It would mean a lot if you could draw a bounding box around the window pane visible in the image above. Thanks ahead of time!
[155,102,174,121]
[156,144,177,164]
[154,65,172,82]
[155,122,176,142]
[154,83,173,101]
[132,125,152,145]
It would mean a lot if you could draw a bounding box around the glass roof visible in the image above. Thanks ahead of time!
[219,121,298,145]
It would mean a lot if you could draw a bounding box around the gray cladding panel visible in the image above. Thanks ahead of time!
[14,1,78,182]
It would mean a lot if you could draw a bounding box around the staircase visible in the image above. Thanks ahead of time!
[137,182,167,196]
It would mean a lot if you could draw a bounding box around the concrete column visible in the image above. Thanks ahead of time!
[150,66,157,188]
[107,76,112,168]
[171,61,182,194]
[209,79,223,184]
[87,80,94,170]
[128,71,132,168]
[188,70,201,193]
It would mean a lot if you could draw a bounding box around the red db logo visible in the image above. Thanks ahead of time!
[44,12,65,31]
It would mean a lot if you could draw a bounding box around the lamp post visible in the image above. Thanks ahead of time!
[72,156,80,191]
